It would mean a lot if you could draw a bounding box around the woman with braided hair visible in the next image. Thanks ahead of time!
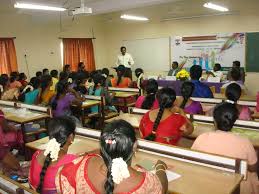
[176,81,203,115]
[139,88,193,145]
[29,117,77,193]
[56,120,168,194]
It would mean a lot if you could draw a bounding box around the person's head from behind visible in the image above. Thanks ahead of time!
[50,70,58,78]
[230,67,241,81]
[101,68,110,78]
[225,83,241,103]
[64,64,71,73]
[180,82,195,109]
[233,61,241,68]
[213,102,238,132]
[36,71,42,79]
[145,88,176,141]
[51,81,70,110]
[190,65,202,80]
[116,65,126,77]
[37,117,76,193]
[19,73,27,81]
[120,46,126,55]
[41,75,52,91]
[43,68,49,75]
[172,61,179,70]
[59,72,69,82]
[141,79,158,109]
[78,62,85,71]
[0,75,9,88]
[135,68,144,78]
[93,73,105,87]
[100,120,136,194]
[213,63,221,72]
[29,77,40,89]
[10,72,19,82]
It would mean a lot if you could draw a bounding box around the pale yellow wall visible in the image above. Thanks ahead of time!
[1,9,259,95]
[103,12,259,95]
[0,13,107,77]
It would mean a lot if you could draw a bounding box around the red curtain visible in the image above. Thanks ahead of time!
[0,38,18,74]
[63,38,96,72]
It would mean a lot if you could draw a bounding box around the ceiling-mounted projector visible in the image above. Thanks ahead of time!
[72,0,92,15]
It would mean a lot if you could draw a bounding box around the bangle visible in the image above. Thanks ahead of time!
[155,169,166,174]
[155,163,167,170]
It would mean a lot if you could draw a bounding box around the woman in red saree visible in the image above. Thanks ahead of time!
[56,120,168,194]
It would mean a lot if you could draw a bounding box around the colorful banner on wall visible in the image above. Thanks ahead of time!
[171,33,245,70]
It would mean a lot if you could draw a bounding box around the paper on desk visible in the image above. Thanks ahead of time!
[151,170,181,182]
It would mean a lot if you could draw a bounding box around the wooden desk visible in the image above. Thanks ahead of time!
[105,113,143,128]
[114,92,139,98]
[0,173,37,194]
[81,100,101,108]
[26,135,242,194]
[113,92,139,108]
[214,93,256,101]
[0,107,50,159]
[105,113,259,148]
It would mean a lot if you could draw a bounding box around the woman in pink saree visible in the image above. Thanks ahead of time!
[29,117,77,194]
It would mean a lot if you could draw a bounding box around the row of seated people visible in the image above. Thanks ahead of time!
[137,79,253,120]
[11,101,257,194]
[0,70,257,193]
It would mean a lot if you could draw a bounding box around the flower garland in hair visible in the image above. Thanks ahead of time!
[22,85,34,93]
[44,138,61,161]
[0,85,3,93]
[105,139,130,184]
[226,99,235,104]
[111,158,130,184]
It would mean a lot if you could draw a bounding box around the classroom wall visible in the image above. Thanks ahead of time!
[102,11,259,95]
[1,6,259,95]
[0,13,107,77]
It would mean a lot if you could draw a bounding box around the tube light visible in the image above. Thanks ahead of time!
[120,14,149,21]
[203,2,229,12]
[14,2,66,11]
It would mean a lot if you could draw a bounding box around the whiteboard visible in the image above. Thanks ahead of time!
[123,37,170,72]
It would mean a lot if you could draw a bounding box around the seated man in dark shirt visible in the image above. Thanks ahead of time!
[190,65,213,98]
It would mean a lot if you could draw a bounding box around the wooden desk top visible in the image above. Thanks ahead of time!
[105,113,259,148]
[114,92,139,98]
[214,93,256,101]
[0,107,49,124]
[105,113,143,128]
[26,135,242,194]
[252,112,259,119]
[82,100,101,108]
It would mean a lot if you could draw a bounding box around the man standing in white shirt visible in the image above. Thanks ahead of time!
[116,46,134,79]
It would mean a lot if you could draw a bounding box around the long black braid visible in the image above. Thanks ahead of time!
[145,104,166,141]
[180,82,194,109]
[145,87,176,141]
[36,153,51,193]
[51,81,69,110]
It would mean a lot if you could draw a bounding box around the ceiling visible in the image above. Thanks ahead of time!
[0,0,259,22]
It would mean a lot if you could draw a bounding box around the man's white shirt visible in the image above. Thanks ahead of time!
[116,53,134,68]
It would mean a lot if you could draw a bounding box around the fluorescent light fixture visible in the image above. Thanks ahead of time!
[203,2,229,12]
[14,2,66,11]
[120,14,149,21]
